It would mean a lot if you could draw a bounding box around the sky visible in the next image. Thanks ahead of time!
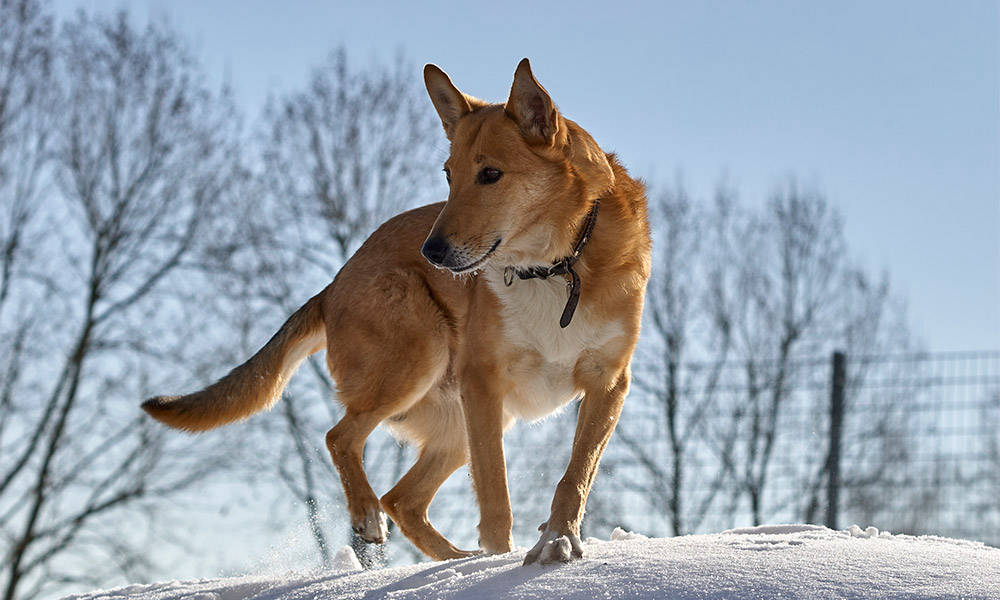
[53,0,1000,352]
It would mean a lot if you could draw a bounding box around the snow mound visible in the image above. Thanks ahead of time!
[722,523,829,535]
[332,545,363,572]
[609,526,648,541]
[61,525,1000,600]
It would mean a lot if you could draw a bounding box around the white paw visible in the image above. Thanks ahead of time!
[523,528,584,565]
[352,507,388,544]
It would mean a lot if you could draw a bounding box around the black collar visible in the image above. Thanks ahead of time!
[502,200,600,328]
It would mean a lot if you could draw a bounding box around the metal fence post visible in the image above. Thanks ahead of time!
[826,350,846,530]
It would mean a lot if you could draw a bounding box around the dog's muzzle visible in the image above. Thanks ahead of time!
[421,237,501,273]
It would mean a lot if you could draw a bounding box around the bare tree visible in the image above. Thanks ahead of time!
[0,0,54,469]
[261,47,442,270]
[617,181,754,535]
[0,9,240,599]
[201,48,446,568]
[618,178,917,536]
[796,270,917,525]
[620,180,709,535]
[0,0,54,328]
[726,184,846,524]
[707,182,919,527]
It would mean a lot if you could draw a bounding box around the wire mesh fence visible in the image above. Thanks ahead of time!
[414,350,1000,552]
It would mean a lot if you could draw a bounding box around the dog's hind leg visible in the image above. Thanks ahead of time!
[323,326,450,544]
[325,409,394,544]
[325,363,446,544]
[380,443,476,560]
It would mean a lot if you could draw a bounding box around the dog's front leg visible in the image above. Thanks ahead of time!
[460,368,514,555]
[523,368,629,565]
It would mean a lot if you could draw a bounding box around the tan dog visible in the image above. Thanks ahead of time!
[142,59,650,565]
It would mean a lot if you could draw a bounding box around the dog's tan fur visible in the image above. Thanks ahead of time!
[143,59,650,564]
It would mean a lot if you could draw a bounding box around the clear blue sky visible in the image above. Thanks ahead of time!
[55,0,1000,351]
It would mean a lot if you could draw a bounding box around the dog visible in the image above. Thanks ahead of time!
[142,58,650,565]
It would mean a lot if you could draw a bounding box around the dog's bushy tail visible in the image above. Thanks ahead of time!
[141,293,326,432]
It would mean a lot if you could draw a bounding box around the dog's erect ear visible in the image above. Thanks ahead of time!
[505,58,558,145]
[424,64,472,140]
[566,120,615,199]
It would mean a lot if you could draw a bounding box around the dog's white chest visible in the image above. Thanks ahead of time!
[485,269,622,421]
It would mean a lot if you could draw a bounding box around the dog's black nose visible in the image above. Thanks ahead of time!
[421,236,450,265]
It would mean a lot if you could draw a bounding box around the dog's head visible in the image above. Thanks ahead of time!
[420,59,615,274]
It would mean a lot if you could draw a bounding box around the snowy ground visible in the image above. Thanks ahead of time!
[63,525,999,599]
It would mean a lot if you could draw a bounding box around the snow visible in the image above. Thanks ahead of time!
[331,546,363,573]
[61,525,999,600]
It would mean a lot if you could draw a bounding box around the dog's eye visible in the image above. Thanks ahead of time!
[477,167,503,185]
[443,167,451,184]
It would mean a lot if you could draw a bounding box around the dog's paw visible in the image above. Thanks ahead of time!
[523,528,584,565]
[352,507,388,544]
[477,534,515,555]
